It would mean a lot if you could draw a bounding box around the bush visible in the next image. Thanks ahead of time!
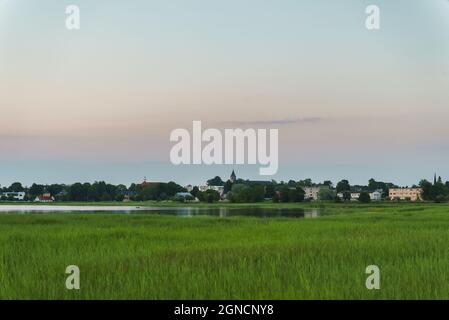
[358,192,371,203]
[198,190,220,203]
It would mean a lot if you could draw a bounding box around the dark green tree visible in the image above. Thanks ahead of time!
[207,176,224,186]
[8,182,24,192]
[265,184,276,199]
[336,180,351,193]
[358,192,371,203]
[191,186,200,198]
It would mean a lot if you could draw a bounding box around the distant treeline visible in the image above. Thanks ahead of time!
[0,181,186,202]
[1,175,449,203]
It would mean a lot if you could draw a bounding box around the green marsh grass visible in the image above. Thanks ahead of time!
[0,203,449,299]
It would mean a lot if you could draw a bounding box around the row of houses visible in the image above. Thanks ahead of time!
[300,186,384,201]
[335,188,422,201]
[0,192,55,202]
[126,172,423,202]
[286,186,422,202]
[336,190,383,201]
[185,180,423,202]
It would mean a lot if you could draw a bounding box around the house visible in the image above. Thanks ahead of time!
[140,177,161,188]
[174,192,196,202]
[303,187,321,200]
[199,185,224,194]
[389,188,422,201]
[34,193,55,202]
[336,192,361,201]
[302,186,333,201]
[337,191,382,201]
[370,190,383,201]
[1,192,26,201]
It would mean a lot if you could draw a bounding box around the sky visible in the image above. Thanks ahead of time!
[0,0,448,187]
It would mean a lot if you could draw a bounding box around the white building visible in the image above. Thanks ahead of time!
[1,192,25,201]
[337,190,383,201]
[199,185,224,194]
[350,192,360,201]
[370,190,383,201]
[303,187,321,200]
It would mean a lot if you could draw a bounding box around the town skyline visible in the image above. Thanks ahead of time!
[0,168,443,190]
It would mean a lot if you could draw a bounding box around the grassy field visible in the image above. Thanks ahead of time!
[0,202,449,299]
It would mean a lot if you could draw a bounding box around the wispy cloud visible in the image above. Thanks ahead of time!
[217,117,322,127]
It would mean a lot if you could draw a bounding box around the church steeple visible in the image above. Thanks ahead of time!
[230,170,236,183]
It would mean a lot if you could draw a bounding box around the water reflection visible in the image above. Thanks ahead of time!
[0,205,322,219]
[145,207,322,218]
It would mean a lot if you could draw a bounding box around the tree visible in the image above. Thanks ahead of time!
[336,180,350,193]
[68,183,89,201]
[288,187,305,202]
[228,184,265,203]
[137,181,185,201]
[319,188,335,201]
[223,180,233,194]
[265,184,276,199]
[323,180,333,188]
[46,184,65,197]
[8,182,24,192]
[115,194,125,202]
[29,183,45,198]
[191,186,200,198]
[358,192,371,203]
[251,185,266,202]
[342,191,351,202]
[287,180,296,187]
[430,181,448,203]
[368,178,378,191]
[297,179,313,187]
[420,178,449,202]
[207,176,224,186]
[198,189,220,203]
[279,186,291,203]
[128,183,137,192]
[166,181,186,195]
[419,180,432,200]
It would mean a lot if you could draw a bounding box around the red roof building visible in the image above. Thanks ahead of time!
[34,193,55,202]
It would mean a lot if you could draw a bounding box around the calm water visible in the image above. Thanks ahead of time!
[0,205,322,218]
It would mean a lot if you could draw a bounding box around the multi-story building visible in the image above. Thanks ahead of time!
[389,188,422,201]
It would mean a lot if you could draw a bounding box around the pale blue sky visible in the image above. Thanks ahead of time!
[0,0,448,187]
